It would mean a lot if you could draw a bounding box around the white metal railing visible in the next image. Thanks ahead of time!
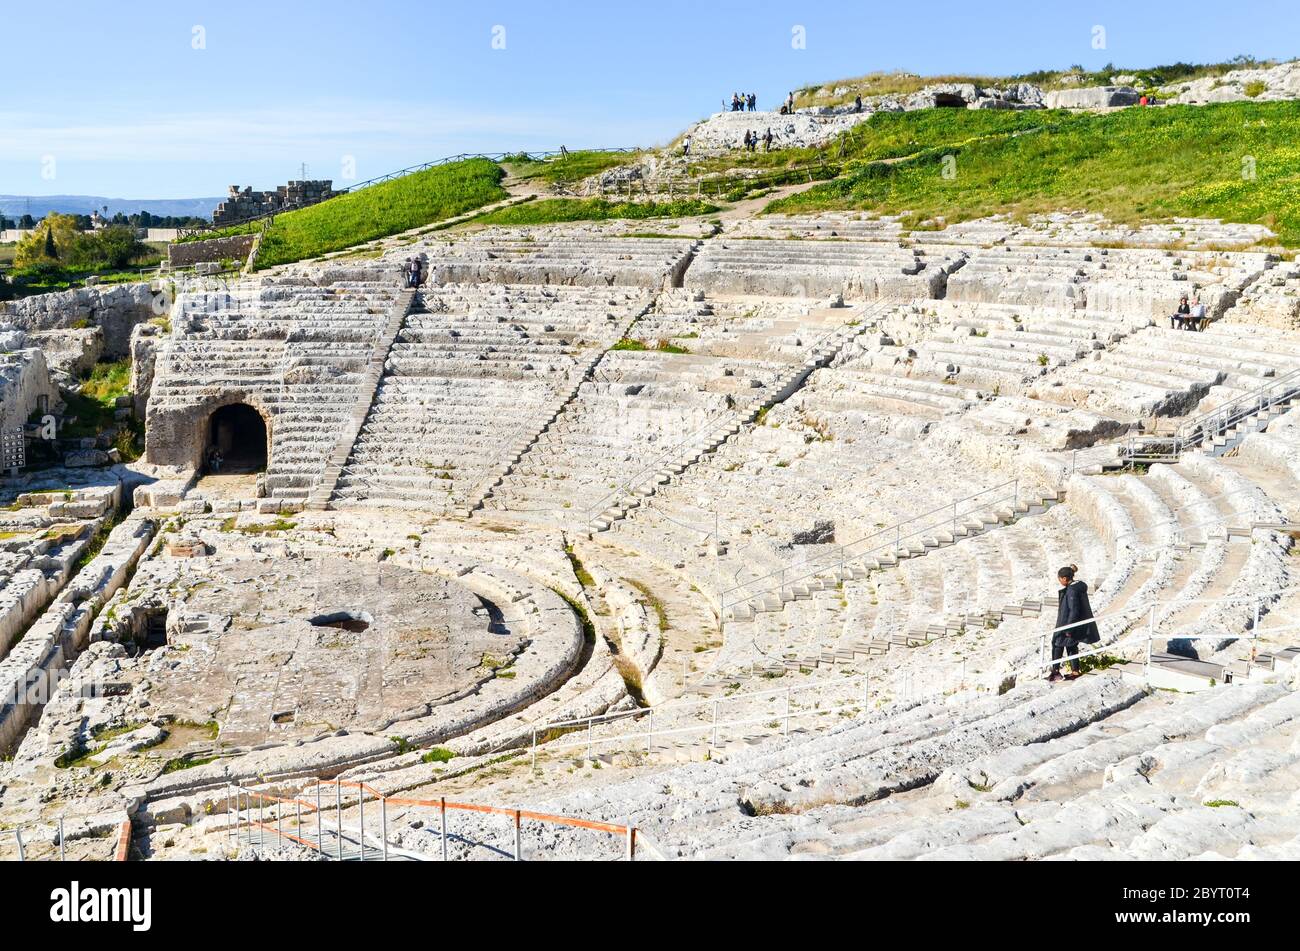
[583,301,889,522]
[721,478,1026,616]
[982,583,1298,683]
[0,816,103,862]
[1123,365,1300,464]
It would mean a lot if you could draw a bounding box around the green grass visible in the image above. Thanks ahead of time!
[193,159,508,268]
[160,753,219,774]
[769,101,1300,246]
[564,545,596,589]
[80,358,131,405]
[222,517,296,535]
[611,336,691,354]
[503,150,643,186]
[61,359,143,459]
[470,197,718,227]
[422,747,455,764]
[627,579,671,634]
[795,57,1287,108]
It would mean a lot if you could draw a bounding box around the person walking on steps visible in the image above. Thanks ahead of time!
[1049,565,1100,682]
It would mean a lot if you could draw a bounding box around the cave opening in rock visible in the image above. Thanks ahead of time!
[207,403,268,474]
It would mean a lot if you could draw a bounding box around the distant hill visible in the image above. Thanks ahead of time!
[0,194,223,220]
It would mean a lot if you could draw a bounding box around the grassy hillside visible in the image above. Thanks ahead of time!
[469,197,718,227]
[502,150,643,187]
[252,158,507,268]
[768,101,1300,246]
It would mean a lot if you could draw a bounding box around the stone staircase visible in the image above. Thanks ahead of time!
[725,487,1065,623]
[470,305,651,515]
[587,310,885,535]
[305,288,417,511]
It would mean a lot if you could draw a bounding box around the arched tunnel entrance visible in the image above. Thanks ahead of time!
[207,403,268,474]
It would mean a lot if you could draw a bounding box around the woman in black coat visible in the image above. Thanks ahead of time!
[1050,565,1099,681]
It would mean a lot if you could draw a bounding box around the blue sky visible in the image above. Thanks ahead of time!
[2,0,1297,199]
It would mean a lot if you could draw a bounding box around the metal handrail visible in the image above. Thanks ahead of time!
[584,300,888,521]
[1123,365,1300,463]
[227,777,644,861]
[721,478,1024,612]
[0,815,116,862]
[179,148,643,237]
[1176,364,1300,441]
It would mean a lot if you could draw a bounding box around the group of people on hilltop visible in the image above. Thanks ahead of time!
[740,128,775,153]
[1170,294,1208,331]
[723,91,801,115]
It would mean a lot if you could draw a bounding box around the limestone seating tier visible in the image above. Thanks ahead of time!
[711,445,1289,693]
[583,313,883,534]
[332,286,649,514]
[723,213,907,243]
[405,668,1298,860]
[1226,263,1300,330]
[484,350,774,525]
[401,235,698,289]
[611,427,1018,626]
[1034,322,1300,421]
[150,279,402,501]
[703,679,1300,860]
[720,500,1092,673]
[635,291,866,362]
[395,675,1179,860]
[944,244,1268,317]
[0,516,154,755]
[1003,213,1277,251]
[685,239,958,299]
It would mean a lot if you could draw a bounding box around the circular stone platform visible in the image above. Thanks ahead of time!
[146,557,525,745]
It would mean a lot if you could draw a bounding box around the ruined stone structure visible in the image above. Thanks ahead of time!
[212,180,340,226]
[2,207,1299,863]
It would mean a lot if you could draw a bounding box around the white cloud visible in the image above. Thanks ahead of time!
[0,100,678,162]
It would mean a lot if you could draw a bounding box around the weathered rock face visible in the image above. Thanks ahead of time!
[681,110,874,153]
[1166,60,1300,104]
[3,284,157,359]
[129,323,163,419]
[167,233,257,269]
[0,347,58,431]
[0,325,26,351]
[1043,86,1142,109]
[27,327,104,382]
[806,81,1045,117]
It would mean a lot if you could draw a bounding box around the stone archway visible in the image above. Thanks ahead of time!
[206,403,268,474]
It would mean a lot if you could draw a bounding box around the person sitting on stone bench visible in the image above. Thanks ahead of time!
[1188,296,1208,331]
[1170,295,1190,330]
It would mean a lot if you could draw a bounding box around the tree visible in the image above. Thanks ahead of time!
[14,213,79,267]
[86,225,147,269]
